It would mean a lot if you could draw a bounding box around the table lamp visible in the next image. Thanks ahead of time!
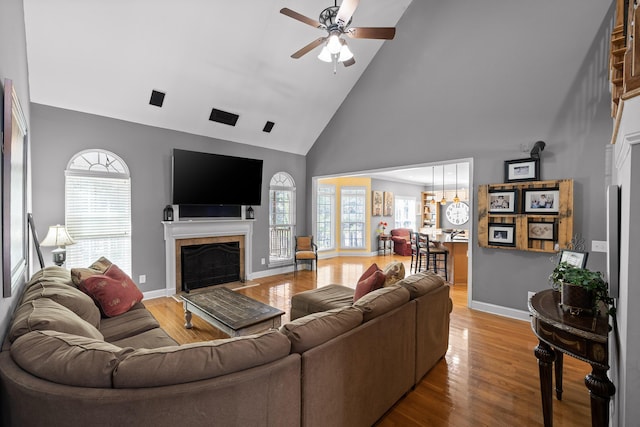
[40,224,76,266]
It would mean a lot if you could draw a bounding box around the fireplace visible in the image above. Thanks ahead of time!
[180,241,241,291]
[175,235,245,292]
[163,219,253,295]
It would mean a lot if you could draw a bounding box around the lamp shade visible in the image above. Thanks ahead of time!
[317,46,332,62]
[40,225,75,247]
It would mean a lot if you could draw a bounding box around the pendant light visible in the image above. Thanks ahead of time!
[453,163,460,204]
[430,166,436,204]
[440,165,447,205]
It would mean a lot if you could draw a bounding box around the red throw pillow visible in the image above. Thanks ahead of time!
[354,270,386,301]
[80,264,143,317]
[358,263,379,284]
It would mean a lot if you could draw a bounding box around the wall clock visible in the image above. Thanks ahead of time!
[445,202,470,225]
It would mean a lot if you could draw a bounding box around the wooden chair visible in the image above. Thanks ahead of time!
[410,232,421,274]
[417,233,448,281]
[294,235,318,272]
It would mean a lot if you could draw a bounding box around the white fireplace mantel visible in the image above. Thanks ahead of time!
[162,219,253,295]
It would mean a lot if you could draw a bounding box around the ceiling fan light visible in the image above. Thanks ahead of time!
[317,46,332,62]
[338,44,353,62]
[327,34,342,54]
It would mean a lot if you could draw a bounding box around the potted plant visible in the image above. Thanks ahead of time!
[549,262,614,316]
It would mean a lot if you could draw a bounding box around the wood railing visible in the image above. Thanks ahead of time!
[610,0,640,119]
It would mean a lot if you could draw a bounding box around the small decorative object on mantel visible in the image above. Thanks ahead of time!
[246,206,255,219]
[163,205,174,221]
[504,158,540,182]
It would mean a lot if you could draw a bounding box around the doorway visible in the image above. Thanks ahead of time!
[312,158,473,307]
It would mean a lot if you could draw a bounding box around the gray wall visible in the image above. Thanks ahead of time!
[30,104,306,293]
[307,0,615,312]
[0,0,31,340]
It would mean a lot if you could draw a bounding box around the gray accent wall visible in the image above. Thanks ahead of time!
[307,1,615,313]
[0,0,31,340]
[29,104,306,293]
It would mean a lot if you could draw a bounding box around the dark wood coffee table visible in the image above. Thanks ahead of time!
[182,287,284,337]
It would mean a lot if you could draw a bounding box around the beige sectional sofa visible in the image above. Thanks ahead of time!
[0,266,451,427]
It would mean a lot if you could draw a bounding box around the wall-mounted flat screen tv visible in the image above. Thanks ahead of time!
[172,149,263,206]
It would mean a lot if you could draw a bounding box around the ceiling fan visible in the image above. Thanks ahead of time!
[280,0,396,72]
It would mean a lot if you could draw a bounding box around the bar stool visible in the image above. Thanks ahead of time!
[418,233,448,282]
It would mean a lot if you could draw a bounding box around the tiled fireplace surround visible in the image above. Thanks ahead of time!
[163,219,253,295]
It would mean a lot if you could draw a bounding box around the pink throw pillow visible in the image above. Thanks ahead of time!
[354,270,386,301]
[80,264,143,317]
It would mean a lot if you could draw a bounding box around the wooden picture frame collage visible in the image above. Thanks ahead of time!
[478,179,574,253]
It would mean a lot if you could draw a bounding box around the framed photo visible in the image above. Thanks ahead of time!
[528,220,556,241]
[3,79,29,298]
[383,191,393,216]
[558,250,588,268]
[372,190,383,216]
[504,158,540,182]
[488,190,518,213]
[522,189,560,214]
[488,223,516,247]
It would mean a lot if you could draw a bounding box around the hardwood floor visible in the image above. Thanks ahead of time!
[145,254,592,426]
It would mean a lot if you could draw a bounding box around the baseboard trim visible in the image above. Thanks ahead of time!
[470,300,530,322]
[144,289,170,300]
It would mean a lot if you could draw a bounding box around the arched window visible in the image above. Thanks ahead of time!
[269,172,296,265]
[65,150,132,273]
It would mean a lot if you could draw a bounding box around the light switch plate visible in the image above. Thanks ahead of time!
[592,240,607,253]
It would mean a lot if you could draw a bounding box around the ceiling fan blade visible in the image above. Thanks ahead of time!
[291,37,326,59]
[280,8,324,29]
[347,27,396,40]
[336,0,360,27]
[343,57,356,67]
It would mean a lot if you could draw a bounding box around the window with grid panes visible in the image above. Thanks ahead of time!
[269,172,296,264]
[317,184,335,250]
[65,150,131,274]
[394,196,417,230]
[340,187,366,249]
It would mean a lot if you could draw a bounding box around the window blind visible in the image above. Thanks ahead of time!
[65,174,131,273]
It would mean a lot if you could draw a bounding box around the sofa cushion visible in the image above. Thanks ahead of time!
[79,264,144,317]
[112,330,291,388]
[383,261,406,287]
[279,306,363,354]
[109,327,179,349]
[20,281,101,329]
[26,266,74,289]
[99,304,160,342]
[70,256,113,287]
[8,298,104,343]
[353,285,411,322]
[10,330,132,388]
[397,271,445,299]
[289,284,354,320]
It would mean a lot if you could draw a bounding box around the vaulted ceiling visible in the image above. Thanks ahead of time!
[23,0,613,188]
[23,0,412,156]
